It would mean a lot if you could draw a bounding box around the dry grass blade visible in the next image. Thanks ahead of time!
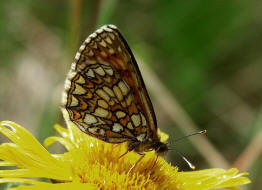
[232,115,262,171]
[137,57,230,168]
[69,0,83,56]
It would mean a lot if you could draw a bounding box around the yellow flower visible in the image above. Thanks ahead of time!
[0,121,250,189]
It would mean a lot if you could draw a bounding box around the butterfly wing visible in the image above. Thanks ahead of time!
[62,25,158,143]
[106,25,158,133]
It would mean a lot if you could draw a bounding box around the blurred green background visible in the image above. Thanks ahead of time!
[0,0,261,189]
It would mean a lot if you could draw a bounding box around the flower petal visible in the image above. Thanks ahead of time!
[44,136,73,151]
[177,168,250,190]
[0,121,72,180]
[0,121,251,189]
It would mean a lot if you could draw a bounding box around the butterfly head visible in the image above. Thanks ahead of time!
[154,141,169,156]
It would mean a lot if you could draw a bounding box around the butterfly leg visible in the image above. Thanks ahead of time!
[119,144,135,159]
[127,152,145,175]
[119,149,130,158]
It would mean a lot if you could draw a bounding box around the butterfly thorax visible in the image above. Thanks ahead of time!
[128,136,168,157]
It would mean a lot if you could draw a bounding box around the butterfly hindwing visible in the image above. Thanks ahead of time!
[62,25,157,144]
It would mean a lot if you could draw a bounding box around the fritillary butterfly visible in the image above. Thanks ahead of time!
[61,25,168,169]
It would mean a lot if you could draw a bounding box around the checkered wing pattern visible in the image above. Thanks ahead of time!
[62,25,158,143]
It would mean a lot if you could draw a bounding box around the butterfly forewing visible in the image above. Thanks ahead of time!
[62,25,158,144]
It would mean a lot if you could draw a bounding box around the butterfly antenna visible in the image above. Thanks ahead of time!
[169,147,196,170]
[172,130,207,143]
[167,130,207,170]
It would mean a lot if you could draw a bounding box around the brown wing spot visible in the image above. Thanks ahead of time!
[83,90,93,99]
[111,103,123,112]
[128,101,139,114]
[79,98,88,110]
[119,115,129,126]
[105,131,122,138]
[83,80,94,89]
[138,126,147,134]
[71,109,81,120]
[85,96,99,111]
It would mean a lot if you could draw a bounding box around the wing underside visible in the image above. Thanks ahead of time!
[62,25,158,143]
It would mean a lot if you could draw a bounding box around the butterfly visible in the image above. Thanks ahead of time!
[61,24,168,170]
